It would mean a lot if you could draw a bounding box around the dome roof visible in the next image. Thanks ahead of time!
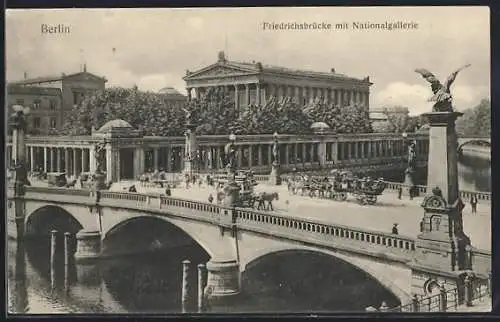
[158,87,183,95]
[97,119,134,133]
[311,121,330,129]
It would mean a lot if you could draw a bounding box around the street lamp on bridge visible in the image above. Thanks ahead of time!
[268,131,282,185]
[402,131,408,180]
[9,104,31,240]
[221,132,240,207]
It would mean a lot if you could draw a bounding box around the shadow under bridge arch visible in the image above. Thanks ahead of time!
[25,205,84,237]
[101,215,218,260]
[241,247,411,311]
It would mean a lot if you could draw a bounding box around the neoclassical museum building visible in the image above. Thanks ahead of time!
[183,52,372,110]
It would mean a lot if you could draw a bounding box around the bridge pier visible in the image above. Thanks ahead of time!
[74,230,102,263]
[205,259,241,302]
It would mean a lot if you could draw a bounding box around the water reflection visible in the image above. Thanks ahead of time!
[458,157,491,192]
[9,242,28,314]
[13,237,402,313]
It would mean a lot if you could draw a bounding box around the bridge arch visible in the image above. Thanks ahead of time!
[240,244,411,305]
[25,205,84,236]
[100,214,223,259]
[457,139,491,151]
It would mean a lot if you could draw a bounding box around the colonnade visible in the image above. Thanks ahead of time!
[9,146,95,178]
[142,138,428,174]
[186,83,369,110]
[6,135,429,182]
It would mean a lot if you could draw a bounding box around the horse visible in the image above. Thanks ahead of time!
[255,192,279,211]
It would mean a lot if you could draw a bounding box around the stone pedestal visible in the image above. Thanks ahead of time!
[410,111,472,297]
[74,230,102,263]
[183,124,198,176]
[404,168,416,196]
[183,159,194,177]
[205,259,241,301]
[268,163,281,185]
[223,181,240,207]
[92,172,106,190]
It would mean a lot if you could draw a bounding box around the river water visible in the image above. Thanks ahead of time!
[7,156,490,314]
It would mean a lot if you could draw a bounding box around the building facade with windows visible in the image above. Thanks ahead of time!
[369,106,411,132]
[158,87,187,109]
[7,66,107,134]
[183,51,372,110]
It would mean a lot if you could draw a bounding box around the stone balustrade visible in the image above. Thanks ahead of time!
[234,207,415,261]
[100,191,147,203]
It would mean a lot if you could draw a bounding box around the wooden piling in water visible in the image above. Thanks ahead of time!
[182,259,191,313]
[64,232,71,292]
[50,230,57,289]
[64,232,71,266]
[197,263,207,312]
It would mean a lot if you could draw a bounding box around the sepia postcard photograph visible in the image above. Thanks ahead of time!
[5,6,491,315]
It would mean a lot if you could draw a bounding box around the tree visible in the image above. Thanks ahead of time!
[455,99,491,137]
[59,86,375,136]
[186,88,240,135]
[236,97,312,134]
[60,87,186,136]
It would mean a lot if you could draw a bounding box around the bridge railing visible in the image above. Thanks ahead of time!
[159,195,234,226]
[24,186,92,197]
[469,248,492,276]
[252,174,491,203]
[24,186,93,205]
[100,191,148,203]
[98,189,233,226]
[388,275,490,312]
[234,207,416,259]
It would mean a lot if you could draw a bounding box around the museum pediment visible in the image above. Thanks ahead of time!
[184,63,258,80]
[63,72,106,83]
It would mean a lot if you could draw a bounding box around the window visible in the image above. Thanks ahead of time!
[16,99,24,105]
[73,91,79,105]
[50,117,57,129]
[33,117,41,129]
[50,99,57,111]
[33,99,41,109]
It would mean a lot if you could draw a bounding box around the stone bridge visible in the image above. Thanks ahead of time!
[457,137,491,150]
[7,186,491,305]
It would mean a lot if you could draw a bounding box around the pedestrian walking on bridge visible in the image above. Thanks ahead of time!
[470,195,478,214]
[392,223,399,235]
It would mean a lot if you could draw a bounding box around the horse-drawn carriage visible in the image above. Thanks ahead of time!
[213,170,278,210]
[349,177,387,205]
[287,171,386,205]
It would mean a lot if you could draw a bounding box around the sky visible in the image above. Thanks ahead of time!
[5,7,490,115]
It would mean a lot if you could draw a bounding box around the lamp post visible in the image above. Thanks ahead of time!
[269,131,282,185]
[403,132,417,199]
[9,105,31,240]
[183,113,197,180]
[221,132,240,207]
[402,131,408,178]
